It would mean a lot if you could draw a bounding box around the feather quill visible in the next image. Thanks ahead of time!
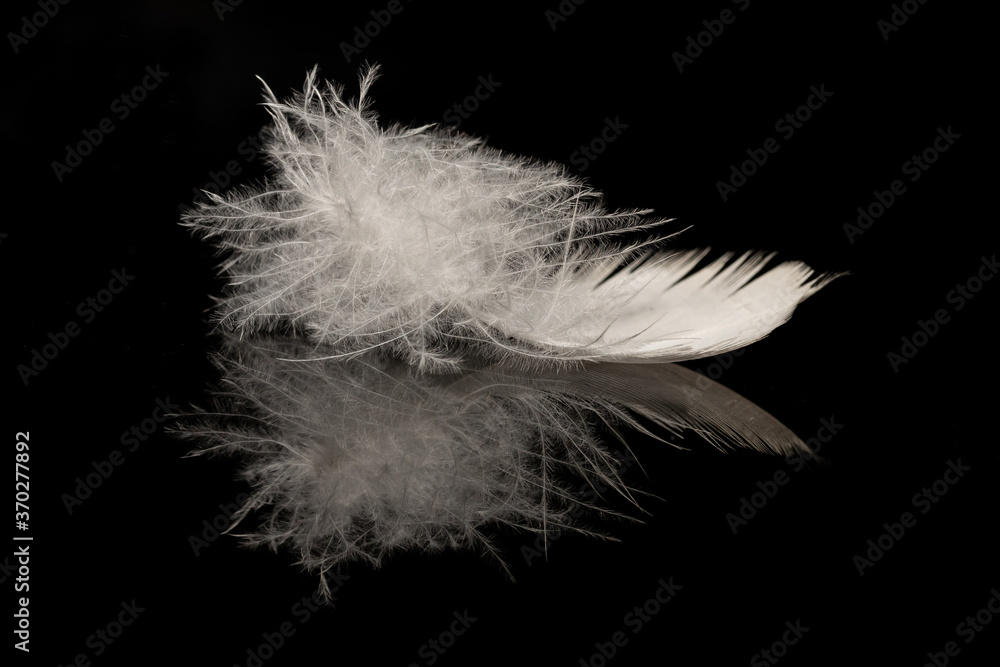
[179,66,833,597]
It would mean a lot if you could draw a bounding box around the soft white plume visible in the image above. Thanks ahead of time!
[183,65,829,370]
[180,67,833,598]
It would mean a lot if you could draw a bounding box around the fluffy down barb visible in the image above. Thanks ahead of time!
[185,66,792,369]
[180,67,834,598]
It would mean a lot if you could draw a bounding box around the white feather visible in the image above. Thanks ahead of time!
[184,66,683,369]
[179,67,835,598]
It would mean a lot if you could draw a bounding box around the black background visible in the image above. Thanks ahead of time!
[4,1,995,665]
